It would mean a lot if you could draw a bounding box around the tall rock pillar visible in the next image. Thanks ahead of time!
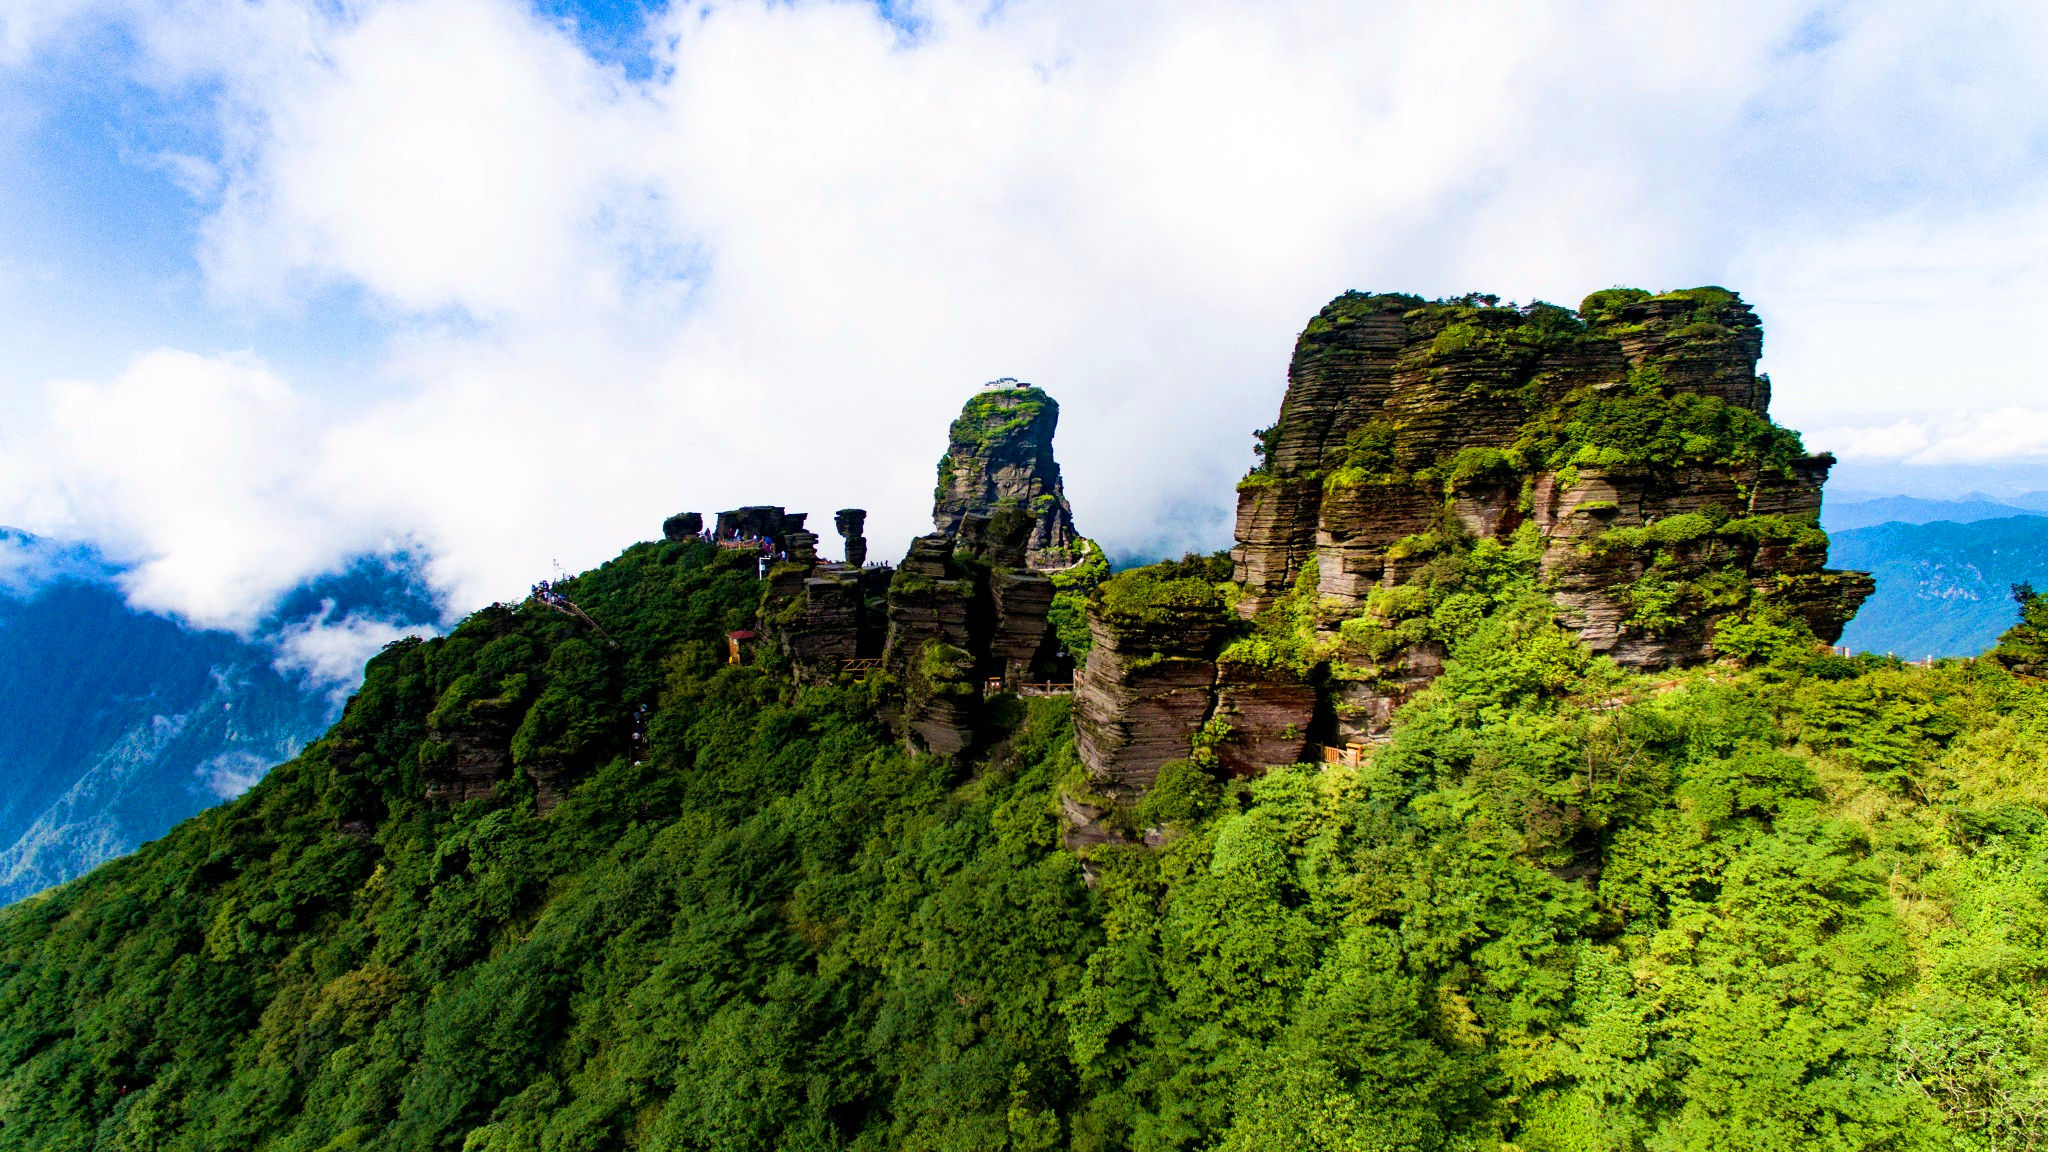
[933,379,1087,570]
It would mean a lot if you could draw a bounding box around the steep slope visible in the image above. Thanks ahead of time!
[3,534,2046,1151]
[1830,515,2048,657]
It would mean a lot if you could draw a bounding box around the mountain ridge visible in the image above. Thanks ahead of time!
[3,288,2047,1151]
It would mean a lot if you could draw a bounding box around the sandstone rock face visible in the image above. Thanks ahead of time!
[1231,288,1869,661]
[1210,666,1315,777]
[989,569,1055,684]
[737,505,892,684]
[834,508,868,568]
[933,381,1085,570]
[1071,287,1872,841]
[883,535,977,676]
[1071,597,1228,804]
[421,701,518,805]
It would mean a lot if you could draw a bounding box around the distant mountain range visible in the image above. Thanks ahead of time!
[1830,515,2048,658]
[0,531,438,903]
[1821,491,2048,532]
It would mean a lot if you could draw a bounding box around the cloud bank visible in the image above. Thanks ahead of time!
[0,0,2044,629]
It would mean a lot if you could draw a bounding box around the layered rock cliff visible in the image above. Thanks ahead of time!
[742,385,1083,755]
[933,379,1086,570]
[881,509,1057,755]
[1070,287,1873,840]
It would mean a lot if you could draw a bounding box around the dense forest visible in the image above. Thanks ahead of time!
[3,534,2046,1151]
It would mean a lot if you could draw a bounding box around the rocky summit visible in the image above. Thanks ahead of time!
[656,384,1100,759]
[932,378,1087,570]
[1070,287,1873,839]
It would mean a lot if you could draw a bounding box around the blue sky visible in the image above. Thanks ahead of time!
[0,0,2045,633]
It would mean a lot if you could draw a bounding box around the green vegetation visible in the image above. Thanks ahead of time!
[1576,287,1653,324]
[1048,540,1110,660]
[1579,286,1739,335]
[1993,583,2048,677]
[1589,511,1832,637]
[1296,290,1424,341]
[1328,523,1551,670]
[1324,421,1407,489]
[0,533,2046,1150]
[909,640,977,703]
[1517,369,1807,476]
[1091,554,1230,635]
[948,388,1051,455]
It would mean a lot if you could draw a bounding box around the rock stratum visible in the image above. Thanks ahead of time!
[1070,287,1873,838]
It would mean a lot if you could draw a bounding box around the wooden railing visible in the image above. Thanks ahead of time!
[1315,743,1369,767]
[1016,681,1074,697]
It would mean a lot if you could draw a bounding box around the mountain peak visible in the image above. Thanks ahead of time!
[932,382,1085,570]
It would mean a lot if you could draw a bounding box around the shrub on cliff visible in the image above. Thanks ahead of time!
[1518,370,1807,475]
[1092,553,1231,633]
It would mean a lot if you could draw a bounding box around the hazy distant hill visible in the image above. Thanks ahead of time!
[0,533,438,902]
[1822,494,2045,532]
[1830,515,2048,657]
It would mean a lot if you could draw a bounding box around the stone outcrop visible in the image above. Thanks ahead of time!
[835,508,868,568]
[662,511,703,541]
[1070,287,1873,840]
[714,383,1087,757]
[731,505,891,683]
[883,535,978,677]
[1210,662,1315,777]
[933,379,1087,570]
[883,509,1060,755]
[1071,589,1230,803]
[1229,287,1869,656]
[421,706,515,805]
[717,506,806,552]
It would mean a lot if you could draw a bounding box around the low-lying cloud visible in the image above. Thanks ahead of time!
[0,0,2044,628]
[1812,408,2048,466]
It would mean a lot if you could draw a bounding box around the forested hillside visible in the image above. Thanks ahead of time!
[4,535,2046,1151]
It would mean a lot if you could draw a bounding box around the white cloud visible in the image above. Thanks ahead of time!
[1812,408,2048,465]
[193,748,270,800]
[204,0,661,314]
[1,0,2046,626]
[272,598,436,699]
[0,348,393,628]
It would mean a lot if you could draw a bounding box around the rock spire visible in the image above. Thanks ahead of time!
[932,380,1085,570]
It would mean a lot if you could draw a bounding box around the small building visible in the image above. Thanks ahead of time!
[726,630,756,665]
